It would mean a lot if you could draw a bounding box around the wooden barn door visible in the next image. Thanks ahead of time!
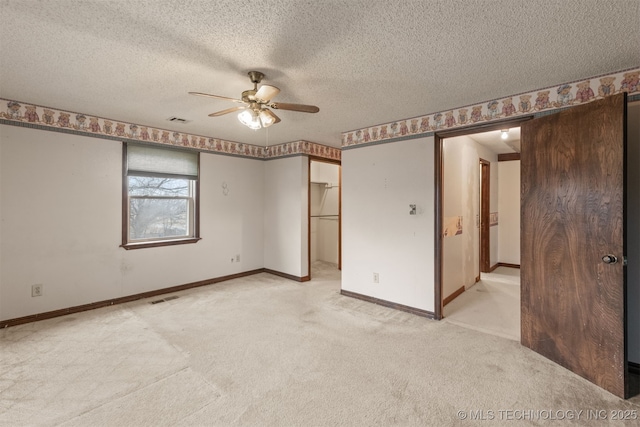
[521,93,628,398]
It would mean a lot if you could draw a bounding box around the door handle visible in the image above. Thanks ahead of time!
[602,254,618,264]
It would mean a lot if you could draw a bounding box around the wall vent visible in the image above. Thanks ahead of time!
[166,116,191,124]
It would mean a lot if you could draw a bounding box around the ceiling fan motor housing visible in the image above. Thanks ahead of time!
[242,89,258,103]
[247,71,264,85]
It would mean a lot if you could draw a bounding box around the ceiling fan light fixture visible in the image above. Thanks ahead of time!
[259,109,276,127]
[238,109,261,130]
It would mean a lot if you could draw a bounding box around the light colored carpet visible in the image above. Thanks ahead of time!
[1,262,639,426]
[443,267,520,341]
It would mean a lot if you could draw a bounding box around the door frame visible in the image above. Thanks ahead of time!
[308,156,342,279]
[434,117,532,320]
[479,158,491,274]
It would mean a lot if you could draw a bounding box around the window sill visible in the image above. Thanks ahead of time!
[120,237,201,250]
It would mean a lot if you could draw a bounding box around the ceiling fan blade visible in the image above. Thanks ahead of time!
[270,102,319,113]
[255,85,280,103]
[189,91,245,103]
[208,106,246,117]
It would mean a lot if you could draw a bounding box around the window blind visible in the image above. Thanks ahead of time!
[127,144,198,179]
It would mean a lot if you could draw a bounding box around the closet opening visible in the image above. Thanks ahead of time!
[308,157,341,279]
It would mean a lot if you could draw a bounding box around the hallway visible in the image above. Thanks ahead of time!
[443,267,520,341]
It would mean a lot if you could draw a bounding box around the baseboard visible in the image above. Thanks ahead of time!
[489,262,521,273]
[443,285,465,306]
[0,269,265,329]
[263,269,310,282]
[497,262,521,269]
[340,289,435,319]
[630,361,640,375]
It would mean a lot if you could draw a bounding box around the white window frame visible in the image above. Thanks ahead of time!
[122,143,200,250]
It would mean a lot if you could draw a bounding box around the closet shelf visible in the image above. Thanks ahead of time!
[310,181,339,188]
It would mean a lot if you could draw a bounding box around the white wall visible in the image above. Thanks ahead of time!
[443,136,477,297]
[263,156,308,278]
[0,125,264,320]
[310,161,339,187]
[498,160,520,265]
[628,102,640,364]
[442,135,498,298]
[342,137,434,311]
[310,161,339,265]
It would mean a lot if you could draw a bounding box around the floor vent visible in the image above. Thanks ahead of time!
[150,295,179,304]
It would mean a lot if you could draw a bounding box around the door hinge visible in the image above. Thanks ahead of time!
[623,256,628,266]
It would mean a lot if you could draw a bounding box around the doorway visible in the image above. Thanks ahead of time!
[437,124,523,339]
[435,94,638,399]
[308,157,341,279]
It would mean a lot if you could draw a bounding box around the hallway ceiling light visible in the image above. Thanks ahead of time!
[501,129,509,140]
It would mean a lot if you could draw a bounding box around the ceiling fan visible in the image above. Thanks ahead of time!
[189,71,319,130]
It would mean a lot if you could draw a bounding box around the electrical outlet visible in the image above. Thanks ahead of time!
[373,273,379,283]
[32,284,43,297]
[235,254,240,262]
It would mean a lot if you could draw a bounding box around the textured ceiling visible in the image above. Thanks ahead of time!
[1,0,638,148]
[467,128,521,154]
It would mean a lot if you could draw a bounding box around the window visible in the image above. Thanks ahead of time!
[122,143,200,249]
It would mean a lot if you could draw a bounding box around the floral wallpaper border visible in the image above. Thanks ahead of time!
[0,98,341,162]
[264,140,341,160]
[342,67,640,147]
